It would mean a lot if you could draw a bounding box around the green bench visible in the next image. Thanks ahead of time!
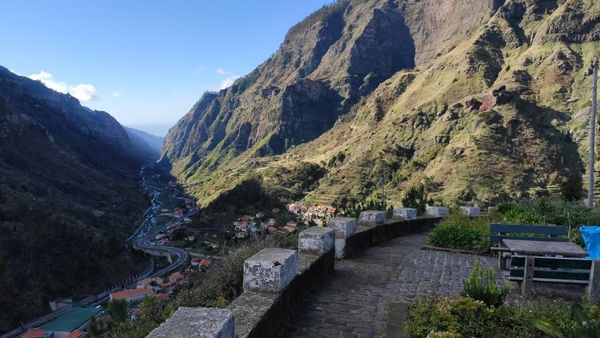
[490,223,569,243]
[490,223,570,269]
[507,255,600,301]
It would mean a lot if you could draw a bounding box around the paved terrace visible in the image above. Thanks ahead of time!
[283,232,497,338]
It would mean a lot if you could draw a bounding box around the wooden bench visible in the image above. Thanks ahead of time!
[490,223,569,243]
[490,224,570,269]
[507,255,600,302]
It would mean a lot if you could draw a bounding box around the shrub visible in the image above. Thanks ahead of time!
[403,296,532,338]
[401,185,428,214]
[428,213,490,252]
[531,302,600,338]
[405,295,600,338]
[461,262,509,307]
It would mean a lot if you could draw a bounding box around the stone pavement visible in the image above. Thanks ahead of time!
[282,232,497,338]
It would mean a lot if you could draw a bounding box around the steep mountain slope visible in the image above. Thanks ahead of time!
[0,66,154,332]
[162,0,599,209]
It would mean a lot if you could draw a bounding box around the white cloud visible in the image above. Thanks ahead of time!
[28,71,97,102]
[71,84,97,102]
[218,75,241,90]
[214,68,240,90]
[111,91,122,98]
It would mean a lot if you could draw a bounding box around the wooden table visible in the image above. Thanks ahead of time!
[496,239,588,270]
[501,239,588,257]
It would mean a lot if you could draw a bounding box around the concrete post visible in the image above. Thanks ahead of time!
[298,227,335,255]
[393,208,417,220]
[426,206,449,218]
[521,256,534,297]
[147,307,234,338]
[460,206,480,217]
[327,217,357,259]
[243,248,298,293]
[587,260,600,303]
[359,210,387,225]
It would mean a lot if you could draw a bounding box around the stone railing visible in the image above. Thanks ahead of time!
[147,209,442,338]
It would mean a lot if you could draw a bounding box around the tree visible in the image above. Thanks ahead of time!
[106,299,128,323]
[87,316,109,337]
[401,185,427,214]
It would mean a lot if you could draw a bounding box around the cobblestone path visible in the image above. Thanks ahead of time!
[283,232,497,338]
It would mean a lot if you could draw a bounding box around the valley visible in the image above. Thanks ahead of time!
[0,0,599,336]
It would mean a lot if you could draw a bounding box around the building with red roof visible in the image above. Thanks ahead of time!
[110,288,153,303]
[22,329,48,338]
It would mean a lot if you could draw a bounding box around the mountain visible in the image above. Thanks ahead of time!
[161,0,599,210]
[0,66,154,332]
[125,127,163,158]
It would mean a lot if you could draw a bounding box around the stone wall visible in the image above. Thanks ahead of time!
[148,214,440,338]
[341,216,441,259]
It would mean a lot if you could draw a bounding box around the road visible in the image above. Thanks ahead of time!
[0,167,196,338]
[129,166,197,277]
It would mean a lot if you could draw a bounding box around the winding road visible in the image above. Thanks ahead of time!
[128,166,196,278]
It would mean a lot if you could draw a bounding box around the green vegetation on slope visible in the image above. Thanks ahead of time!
[161,0,599,212]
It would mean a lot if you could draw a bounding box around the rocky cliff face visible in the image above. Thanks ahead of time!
[0,66,155,332]
[163,0,600,209]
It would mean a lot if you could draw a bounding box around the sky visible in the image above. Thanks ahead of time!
[0,0,333,136]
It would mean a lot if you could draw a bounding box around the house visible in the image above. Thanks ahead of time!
[169,272,185,283]
[110,288,153,303]
[288,203,302,214]
[136,278,151,289]
[22,329,50,338]
[48,298,72,312]
[268,218,276,226]
[255,212,265,219]
[282,225,296,234]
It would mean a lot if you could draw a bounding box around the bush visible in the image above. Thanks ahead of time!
[404,296,531,338]
[428,213,491,252]
[496,198,600,228]
[405,296,600,338]
[461,262,509,307]
[531,302,600,338]
[401,185,429,214]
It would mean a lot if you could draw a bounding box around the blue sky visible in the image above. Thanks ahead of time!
[0,0,333,136]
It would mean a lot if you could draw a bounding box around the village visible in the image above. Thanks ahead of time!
[18,174,342,338]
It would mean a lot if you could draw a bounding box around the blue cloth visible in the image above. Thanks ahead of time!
[581,226,600,259]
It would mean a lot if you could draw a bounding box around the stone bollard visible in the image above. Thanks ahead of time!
[243,248,298,293]
[426,206,449,218]
[327,217,357,259]
[393,207,417,220]
[460,206,480,217]
[359,210,387,225]
[298,227,335,255]
[147,307,234,338]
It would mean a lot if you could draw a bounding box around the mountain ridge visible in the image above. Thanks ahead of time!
[162,0,599,210]
[0,66,155,332]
